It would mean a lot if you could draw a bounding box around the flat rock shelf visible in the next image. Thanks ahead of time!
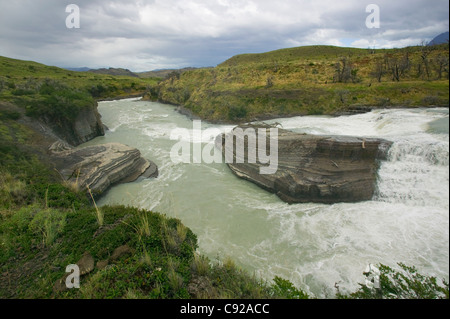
[51,142,158,196]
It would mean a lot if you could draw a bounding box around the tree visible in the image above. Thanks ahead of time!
[434,54,449,80]
[334,57,359,83]
[266,76,274,88]
[371,59,386,82]
[386,52,411,82]
[418,42,433,79]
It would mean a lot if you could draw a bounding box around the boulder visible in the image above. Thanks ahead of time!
[110,245,134,262]
[96,260,109,270]
[52,143,158,196]
[77,252,95,276]
[216,125,393,204]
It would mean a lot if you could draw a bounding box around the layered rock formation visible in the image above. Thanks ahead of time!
[51,143,158,196]
[217,125,393,204]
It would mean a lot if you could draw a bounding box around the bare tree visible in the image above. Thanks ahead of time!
[371,59,385,82]
[418,42,433,79]
[334,57,358,83]
[266,76,274,88]
[386,52,411,82]
[434,54,449,80]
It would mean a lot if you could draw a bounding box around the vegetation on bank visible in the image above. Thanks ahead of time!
[147,44,449,122]
[0,56,160,124]
[1,169,448,299]
[0,53,449,299]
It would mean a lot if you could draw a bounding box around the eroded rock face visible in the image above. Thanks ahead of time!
[51,143,158,195]
[217,125,393,204]
[72,107,105,145]
[41,106,105,147]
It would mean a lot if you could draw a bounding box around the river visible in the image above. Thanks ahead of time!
[82,98,449,297]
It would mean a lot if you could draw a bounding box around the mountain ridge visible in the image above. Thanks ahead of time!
[429,32,449,46]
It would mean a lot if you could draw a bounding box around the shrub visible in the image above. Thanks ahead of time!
[12,88,35,96]
[342,263,449,299]
[228,105,248,121]
[0,110,21,120]
[28,208,67,247]
[272,276,309,299]
[31,183,89,210]
[0,171,27,209]
[25,80,95,122]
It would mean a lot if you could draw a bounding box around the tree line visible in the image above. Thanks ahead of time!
[333,44,449,84]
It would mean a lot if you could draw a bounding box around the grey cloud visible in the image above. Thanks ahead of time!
[0,0,448,71]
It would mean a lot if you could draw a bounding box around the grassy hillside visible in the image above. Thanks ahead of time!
[0,56,159,112]
[88,67,140,78]
[149,44,449,122]
[138,67,203,79]
[0,56,159,95]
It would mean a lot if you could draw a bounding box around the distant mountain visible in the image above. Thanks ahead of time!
[88,68,139,78]
[428,32,449,46]
[137,67,204,79]
[64,67,91,72]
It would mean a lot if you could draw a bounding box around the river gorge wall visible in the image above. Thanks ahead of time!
[14,100,158,196]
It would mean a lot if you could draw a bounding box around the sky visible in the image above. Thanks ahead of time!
[0,0,448,72]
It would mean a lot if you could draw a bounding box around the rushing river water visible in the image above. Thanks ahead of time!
[83,98,449,297]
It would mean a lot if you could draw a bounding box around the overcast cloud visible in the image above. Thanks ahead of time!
[0,0,448,71]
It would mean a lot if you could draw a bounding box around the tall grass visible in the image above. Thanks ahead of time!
[28,208,67,247]
[0,171,27,210]
[87,185,103,227]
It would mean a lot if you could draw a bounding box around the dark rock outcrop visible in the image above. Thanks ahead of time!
[39,105,105,147]
[216,125,393,204]
[51,143,158,196]
[72,107,105,145]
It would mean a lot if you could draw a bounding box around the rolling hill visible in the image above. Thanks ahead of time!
[147,44,449,122]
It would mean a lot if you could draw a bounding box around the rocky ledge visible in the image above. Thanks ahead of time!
[217,125,393,204]
[50,142,158,196]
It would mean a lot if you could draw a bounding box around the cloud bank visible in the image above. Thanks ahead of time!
[0,0,448,71]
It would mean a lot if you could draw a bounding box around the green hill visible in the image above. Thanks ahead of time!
[88,67,140,78]
[137,67,203,79]
[0,56,159,100]
[147,44,449,122]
